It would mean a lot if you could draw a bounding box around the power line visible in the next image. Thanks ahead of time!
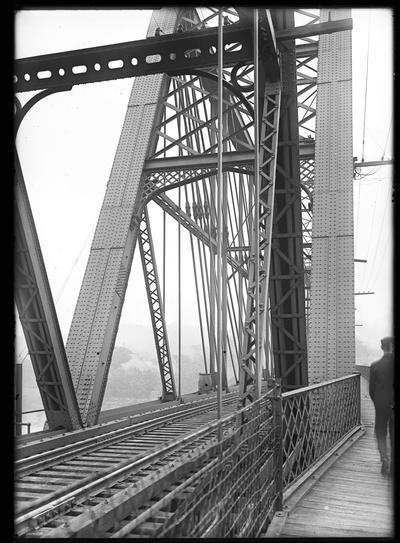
[361,197,376,287]
[368,231,392,290]
[361,10,371,162]
[364,181,391,291]
[354,108,386,155]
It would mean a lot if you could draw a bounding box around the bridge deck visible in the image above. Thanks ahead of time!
[280,376,394,538]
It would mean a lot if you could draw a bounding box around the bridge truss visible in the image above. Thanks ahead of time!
[14,7,353,430]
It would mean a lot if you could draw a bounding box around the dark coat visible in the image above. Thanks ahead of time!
[369,353,394,409]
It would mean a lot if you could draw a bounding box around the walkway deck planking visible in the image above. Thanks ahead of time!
[280,376,394,538]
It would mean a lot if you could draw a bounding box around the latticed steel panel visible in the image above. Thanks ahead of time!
[308,8,354,383]
[282,374,360,487]
[239,83,281,407]
[156,387,282,538]
[269,9,308,392]
[65,9,181,426]
[14,156,82,431]
[138,207,176,401]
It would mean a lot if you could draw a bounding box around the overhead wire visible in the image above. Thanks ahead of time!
[361,9,371,163]
[355,10,371,255]
[363,181,391,291]
[368,229,392,290]
[360,197,376,288]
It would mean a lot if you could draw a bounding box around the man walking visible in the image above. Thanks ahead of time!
[369,336,394,475]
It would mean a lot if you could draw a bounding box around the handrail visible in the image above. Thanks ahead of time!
[283,373,359,399]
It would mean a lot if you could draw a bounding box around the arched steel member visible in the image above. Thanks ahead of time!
[14,86,82,431]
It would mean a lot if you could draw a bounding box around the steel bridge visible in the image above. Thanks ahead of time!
[14,7,393,538]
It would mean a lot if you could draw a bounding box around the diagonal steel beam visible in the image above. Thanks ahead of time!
[138,207,176,401]
[14,153,82,431]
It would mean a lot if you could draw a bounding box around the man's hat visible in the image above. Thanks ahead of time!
[381,336,394,349]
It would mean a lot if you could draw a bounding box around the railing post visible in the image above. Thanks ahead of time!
[352,371,361,426]
[271,378,283,510]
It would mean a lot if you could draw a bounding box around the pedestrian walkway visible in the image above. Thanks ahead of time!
[279,376,394,537]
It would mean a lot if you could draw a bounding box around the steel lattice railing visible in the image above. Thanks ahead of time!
[110,374,360,538]
[155,383,283,538]
[281,373,361,487]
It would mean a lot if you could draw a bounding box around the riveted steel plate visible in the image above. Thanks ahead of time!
[308,8,354,384]
[65,9,181,425]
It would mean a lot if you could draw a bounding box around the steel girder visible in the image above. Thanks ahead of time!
[268,10,308,392]
[13,17,351,94]
[238,83,281,407]
[308,8,355,382]
[64,9,182,426]
[14,155,82,431]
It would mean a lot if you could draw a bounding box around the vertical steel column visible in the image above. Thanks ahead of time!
[253,9,261,399]
[308,8,354,383]
[138,207,176,401]
[14,154,82,431]
[239,81,281,407]
[272,378,283,510]
[216,9,224,426]
[269,9,308,391]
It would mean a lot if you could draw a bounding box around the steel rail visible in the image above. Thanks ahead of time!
[16,389,237,459]
[18,385,273,537]
[15,393,242,526]
[15,393,235,478]
[15,396,243,536]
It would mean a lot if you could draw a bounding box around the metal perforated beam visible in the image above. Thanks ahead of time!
[14,17,350,93]
[14,154,82,431]
[14,23,253,93]
[308,8,355,383]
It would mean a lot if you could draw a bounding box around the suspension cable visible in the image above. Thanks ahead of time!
[178,185,182,400]
[185,184,208,373]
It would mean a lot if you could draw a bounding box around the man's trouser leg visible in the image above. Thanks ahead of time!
[388,407,394,475]
[375,407,390,472]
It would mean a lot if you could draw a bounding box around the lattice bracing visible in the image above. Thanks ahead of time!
[138,208,176,400]
[15,156,82,431]
[156,386,282,538]
[239,83,281,406]
[281,374,360,487]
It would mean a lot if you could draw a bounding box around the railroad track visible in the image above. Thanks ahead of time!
[15,391,240,537]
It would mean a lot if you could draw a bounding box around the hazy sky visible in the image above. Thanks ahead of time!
[15,8,393,367]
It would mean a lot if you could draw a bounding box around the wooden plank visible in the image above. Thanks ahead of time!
[292,503,392,523]
[280,384,393,538]
[35,469,84,479]
[65,459,116,468]
[302,493,392,510]
[50,464,98,473]
[15,480,65,491]
[281,520,391,537]
[14,490,45,499]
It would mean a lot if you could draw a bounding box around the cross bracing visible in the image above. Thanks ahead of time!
[14,7,354,430]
